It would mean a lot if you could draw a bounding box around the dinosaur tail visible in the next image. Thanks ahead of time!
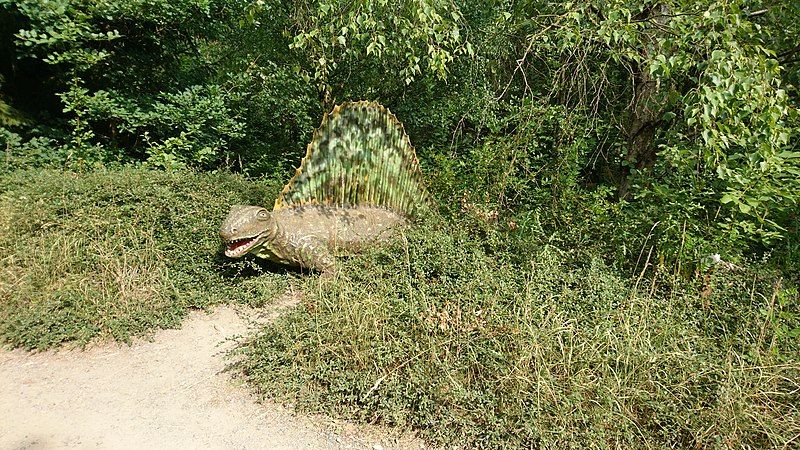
[273,101,427,216]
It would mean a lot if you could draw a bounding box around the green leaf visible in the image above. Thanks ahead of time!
[738,202,751,213]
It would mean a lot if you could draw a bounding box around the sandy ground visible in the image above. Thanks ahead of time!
[0,296,425,450]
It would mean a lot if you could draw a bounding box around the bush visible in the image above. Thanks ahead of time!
[0,0,322,172]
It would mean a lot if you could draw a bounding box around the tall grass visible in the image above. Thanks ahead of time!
[234,221,800,448]
[0,167,288,349]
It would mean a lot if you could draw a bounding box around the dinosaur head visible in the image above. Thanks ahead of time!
[219,205,275,258]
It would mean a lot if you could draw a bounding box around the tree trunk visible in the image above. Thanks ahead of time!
[617,3,670,200]
[618,67,660,200]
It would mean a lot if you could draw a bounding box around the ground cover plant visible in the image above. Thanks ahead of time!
[234,219,800,449]
[0,168,288,349]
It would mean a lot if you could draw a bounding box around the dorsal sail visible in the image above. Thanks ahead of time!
[273,101,427,216]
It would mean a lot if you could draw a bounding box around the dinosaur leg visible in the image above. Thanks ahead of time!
[295,237,335,273]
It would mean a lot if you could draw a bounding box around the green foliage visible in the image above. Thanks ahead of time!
[4,0,792,254]
[665,2,798,242]
[0,76,24,126]
[235,221,800,448]
[7,0,213,77]
[0,168,288,349]
[10,0,122,71]
[525,0,800,246]
[266,0,474,96]
[0,127,62,171]
[1,1,799,444]
[58,84,246,169]
[1,0,321,172]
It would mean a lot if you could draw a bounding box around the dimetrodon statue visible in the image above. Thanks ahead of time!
[219,101,427,271]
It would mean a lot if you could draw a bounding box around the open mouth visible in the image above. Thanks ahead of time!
[225,236,261,258]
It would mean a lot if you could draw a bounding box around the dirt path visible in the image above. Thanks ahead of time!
[0,298,425,450]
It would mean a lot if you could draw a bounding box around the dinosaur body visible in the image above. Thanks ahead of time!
[222,204,405,271]
[220,101,426,271]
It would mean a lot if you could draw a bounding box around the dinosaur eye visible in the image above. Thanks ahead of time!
[257,210,269,220]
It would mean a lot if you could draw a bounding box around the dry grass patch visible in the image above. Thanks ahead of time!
[0,167,288,349]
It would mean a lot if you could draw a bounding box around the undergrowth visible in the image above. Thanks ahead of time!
[0,167,288,349]
[2,167,798,448]
[234,219,800,449]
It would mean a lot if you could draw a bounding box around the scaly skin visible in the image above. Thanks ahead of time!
[220,101,425,271]
[220,204,406,271]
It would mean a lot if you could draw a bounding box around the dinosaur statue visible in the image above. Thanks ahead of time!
[219,101,427,271]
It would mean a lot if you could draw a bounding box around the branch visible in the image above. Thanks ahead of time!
[747,9,769,18]
[632,12,699,23]
[588,5,605,21]
[779,43,800,61]
[632,4,655,22]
